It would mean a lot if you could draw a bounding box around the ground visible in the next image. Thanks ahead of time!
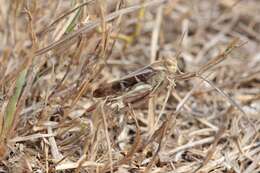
[0,0,259,173]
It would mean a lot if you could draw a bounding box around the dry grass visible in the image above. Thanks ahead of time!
[0,0,260,173]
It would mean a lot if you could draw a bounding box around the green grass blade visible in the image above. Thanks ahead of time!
[65,7,82,34]
[2,69,27,137]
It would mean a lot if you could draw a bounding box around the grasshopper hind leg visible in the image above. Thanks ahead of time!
[150,78,164,96]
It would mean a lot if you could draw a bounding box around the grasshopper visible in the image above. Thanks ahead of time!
[93,58,178,106]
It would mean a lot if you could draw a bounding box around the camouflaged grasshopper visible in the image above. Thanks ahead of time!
[92,58,178,107]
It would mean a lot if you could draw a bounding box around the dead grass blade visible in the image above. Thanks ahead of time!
[193,122,226,173]
[101,104,142,172]
[35,0,168,56]
[144,120,168,173]
[101,100,114,173]
[38,0,94,35]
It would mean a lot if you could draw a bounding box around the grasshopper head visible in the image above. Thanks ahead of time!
[162,57,178,74]
[152,54,178,74]
[154,50,178,74]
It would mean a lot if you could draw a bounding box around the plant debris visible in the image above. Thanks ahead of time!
[0,0,260,173]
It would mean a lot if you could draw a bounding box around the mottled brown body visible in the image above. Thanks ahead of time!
[93,66,158,98]
[93,59,177,98]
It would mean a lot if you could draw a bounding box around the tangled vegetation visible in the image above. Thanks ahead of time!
[0,0,259,172]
